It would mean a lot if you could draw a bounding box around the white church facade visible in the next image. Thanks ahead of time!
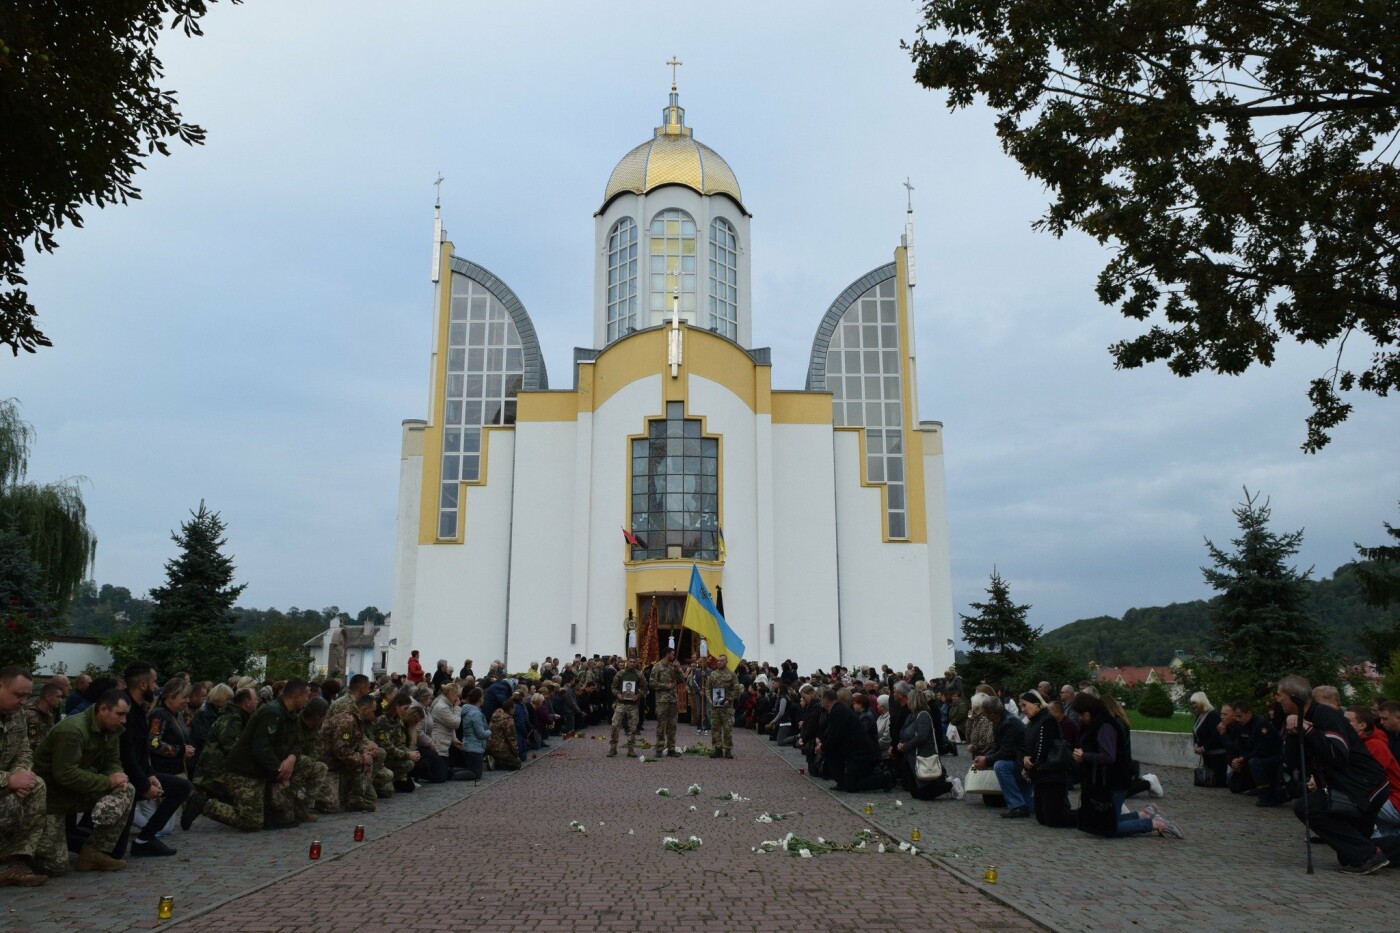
[389,84,955,674]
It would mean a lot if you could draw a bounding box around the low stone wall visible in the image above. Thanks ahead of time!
[1132,729,1198,769]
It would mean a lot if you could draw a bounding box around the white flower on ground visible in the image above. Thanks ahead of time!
[798,848,812,858]
[688,836,702,845]
[687,783,702,795]
[599,821,605,826]
[639,755,647,763]
[877,843,886,853]
[689,805,697,811]
[894,800,902,807]
[898,841,909,851]
[663,836,679,846]
[755,813,773,824]
[910,847,919,856]
[714,810,721,818]
[816,837,824,844]
[655,788,671,797]
[627,829,634,835]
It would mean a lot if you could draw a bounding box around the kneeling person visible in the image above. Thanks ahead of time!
[1,666,54,884]
[33,687,136,872]
[203,680,319,831]
[322,694,380,812]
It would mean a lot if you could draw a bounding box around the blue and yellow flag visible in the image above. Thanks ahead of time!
[681,564,744,670]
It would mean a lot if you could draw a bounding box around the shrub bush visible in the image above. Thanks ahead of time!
[1137,681,1176,718]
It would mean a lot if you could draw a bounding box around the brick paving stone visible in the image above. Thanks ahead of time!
[4,740,553,931]
[170,728,1039,932]
[764,734,1400,933]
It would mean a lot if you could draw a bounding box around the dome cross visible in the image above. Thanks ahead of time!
[667,56,683,91]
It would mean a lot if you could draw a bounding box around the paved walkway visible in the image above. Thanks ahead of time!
[9,728,1039,932]
[21,721,1399,932]
[765,734,1400,932]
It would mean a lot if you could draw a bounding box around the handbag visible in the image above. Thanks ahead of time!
[1040,738,1073,773]
[1193,756,1218,787]
[1077,780,1118,837]
[915,752,944,782]
[1323,785,1362,819]
[963,767,1001,795]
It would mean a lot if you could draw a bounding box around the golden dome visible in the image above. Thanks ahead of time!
[601,92,746,213]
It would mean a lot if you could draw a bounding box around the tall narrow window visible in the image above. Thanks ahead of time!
[708,218,738,340]
[629,402,719,561]
[606,217,638,342]
[438,273,526,539]
[824,279,907,538]
[648,209,696,327]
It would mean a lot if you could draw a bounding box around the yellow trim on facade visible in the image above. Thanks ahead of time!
[593,328,669,410]
[418,239,457,545]
[516,391,578,422]
[893,246,928,544]
[589,325,770,415]
[624,562,723,622]
[771,391,833,425]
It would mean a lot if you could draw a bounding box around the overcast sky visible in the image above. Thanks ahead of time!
[9,2,1398,642]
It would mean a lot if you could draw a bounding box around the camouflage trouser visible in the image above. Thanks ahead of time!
[273,756,328,821]
[86,783,136,851]
[0,778,48,860]
[202,773,267,831]
[711,707,734,751]
[334,765,376,812]
[370,747,393,796]
[610,702,639,753]
[654,699,678,752]
[385,753,412,782]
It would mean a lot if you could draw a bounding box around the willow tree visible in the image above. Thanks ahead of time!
[0,399,97,613]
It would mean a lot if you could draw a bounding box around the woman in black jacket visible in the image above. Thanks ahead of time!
[151,679,195,778]
[1021,690,1075,828]
[1190,692,1228,786]
[1075,693,1181,838]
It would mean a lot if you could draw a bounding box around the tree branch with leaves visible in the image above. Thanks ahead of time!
[908,0,1400,450]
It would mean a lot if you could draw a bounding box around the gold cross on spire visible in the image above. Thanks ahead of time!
[667,56,683,90]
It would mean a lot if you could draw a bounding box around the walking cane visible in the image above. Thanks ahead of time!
[1294,706,1315,875]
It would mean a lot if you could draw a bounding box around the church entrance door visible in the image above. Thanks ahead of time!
[639,594,696,660]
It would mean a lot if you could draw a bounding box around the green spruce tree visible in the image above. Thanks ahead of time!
[960,569,1039,689]
[0,525,55,668]
[1203,489,1332,693]
[140,501,247,681]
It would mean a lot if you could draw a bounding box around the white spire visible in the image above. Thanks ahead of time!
[901,177,916,288]
[431,172,445,284]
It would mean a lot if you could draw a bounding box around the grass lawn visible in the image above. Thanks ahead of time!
[1128,710,1194,733]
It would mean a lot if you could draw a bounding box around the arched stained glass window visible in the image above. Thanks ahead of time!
[629,402,719,561]
[708,218,738,340]
[824,279,907,538]
[648,209,696,327]
[438,273,526,539]
[606,217,638,342]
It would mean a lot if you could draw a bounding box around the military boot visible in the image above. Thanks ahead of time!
[75,846,125,872]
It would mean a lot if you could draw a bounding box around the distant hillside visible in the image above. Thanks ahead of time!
[1039,562,1400,666]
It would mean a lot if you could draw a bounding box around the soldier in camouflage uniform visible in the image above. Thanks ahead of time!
[203,680,317,831]
[368,693,417,791]
[23,682,63,753]
[322,694,379,812]
[33,686,137,872]
[192,687,257,799]
[609,658,647,757]
[706,656,739,759]
[649,651,683,758]
[327,673,372,721]
[1,667,53,885]
[295,697,334,814]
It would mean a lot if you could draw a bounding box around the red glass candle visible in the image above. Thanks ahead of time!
[309,840,321,860]
[354,825,365,842]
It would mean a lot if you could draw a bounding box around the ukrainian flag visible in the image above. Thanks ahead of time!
[681,564,744,670]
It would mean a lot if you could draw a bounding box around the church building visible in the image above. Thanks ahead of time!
[389,79,955,674]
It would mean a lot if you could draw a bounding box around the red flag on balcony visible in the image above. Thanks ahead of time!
[622,526,647,548]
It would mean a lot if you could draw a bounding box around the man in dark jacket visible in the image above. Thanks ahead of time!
[976,701,1030,817]
[482,677,513,721]
[117,662,196,856]
[818,688,888,793]
[1279,675,1390,873]
[203,680,316,831]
